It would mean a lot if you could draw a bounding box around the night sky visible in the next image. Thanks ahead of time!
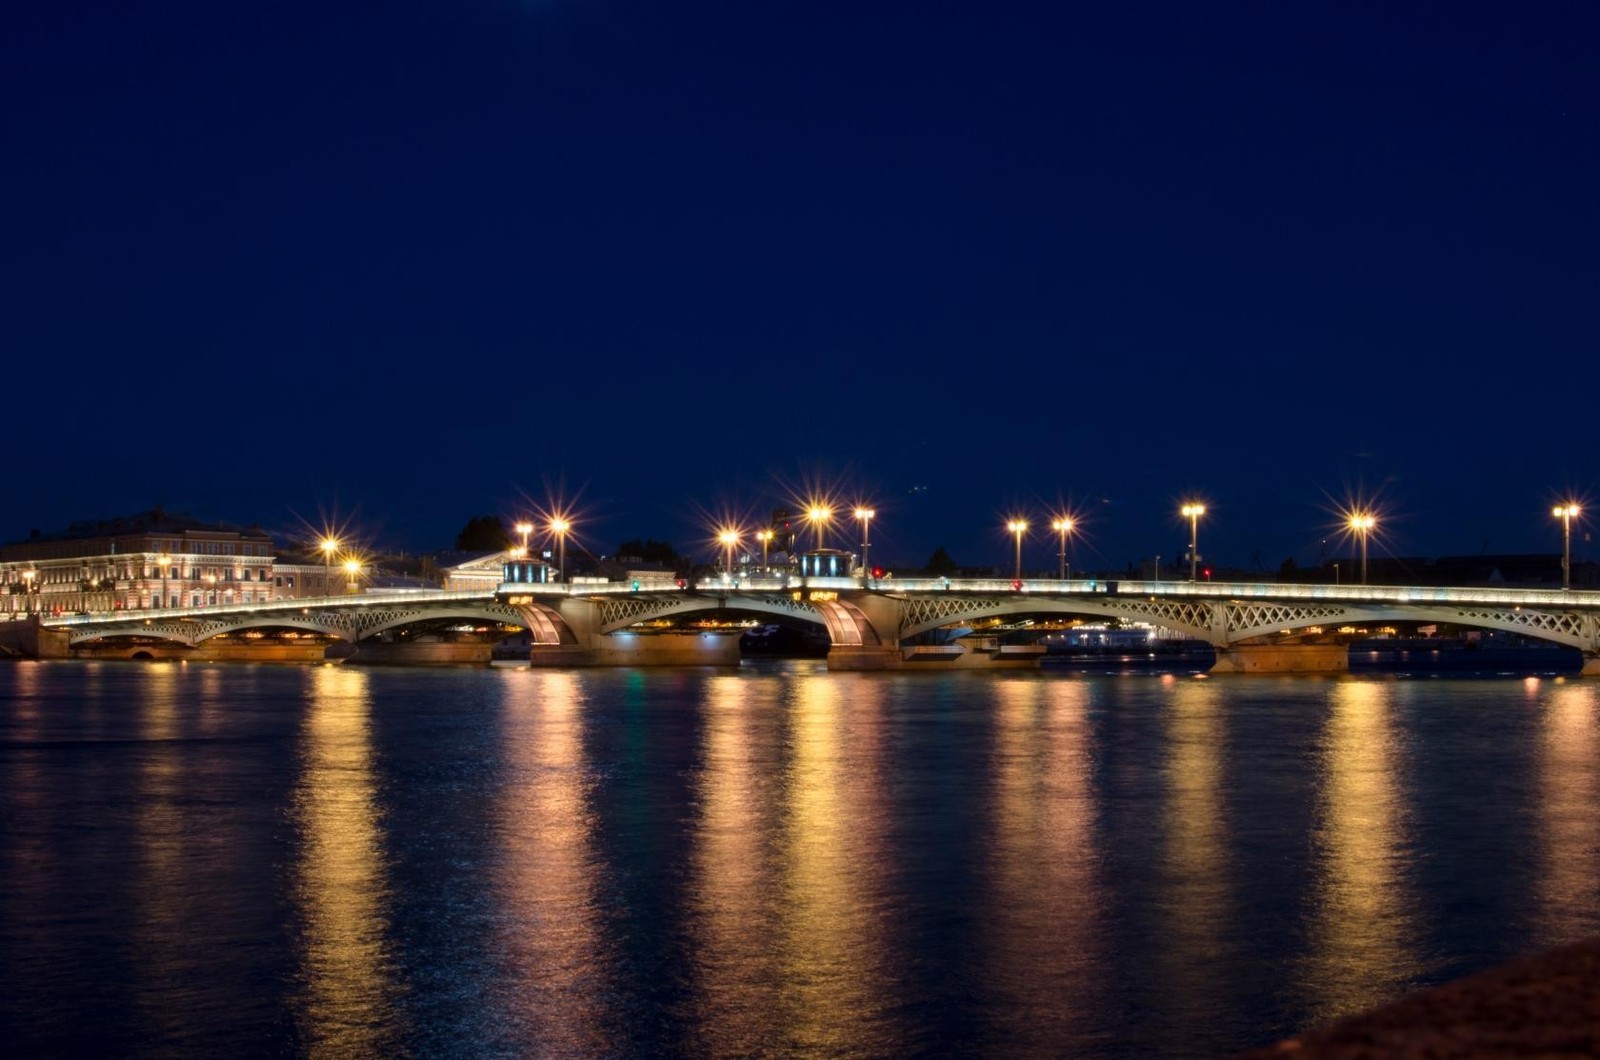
[6,2,1596,574]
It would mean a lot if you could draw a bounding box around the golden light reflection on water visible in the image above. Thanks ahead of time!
[1535,682,1600,945]
[132,662,190,1043]
[687,674,783,1054]
[293,665,401,1057]
[986,677,1102,1048]
[491,669,611,1054]
[1301,680,1420,1023]
[776,674,896,1053]
[1158,678,1229,1027]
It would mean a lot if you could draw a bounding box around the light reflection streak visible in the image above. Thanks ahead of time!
[1535,683,1599,945]
[491,670,611,1054]
[1158,678,1229,1030]
[292,666,401,1056]
[688,675,782,1054]
[986,677,1103,1049]
[777,675,896,1052]
[1301,680,1420,1023]
[133,660,189,1044]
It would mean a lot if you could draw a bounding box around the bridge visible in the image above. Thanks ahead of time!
[18,576,1600,674]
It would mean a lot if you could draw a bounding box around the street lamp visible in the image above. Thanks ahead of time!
[515,521,533,553]
[205,572,218,606]
[320,538,339,598]
[1050,516,1075,580]
[854,507,875,576]
[1553,503,1581,590]
[755,529,773,571]
[157,553,172,610]
[1181,503,1206,582]
[549,517,571,582]
[22,568,36,613]
[718,528,740,576]
[1007,519,1028,582]
[1349,513,1376,585]
[343,558,362,594]
[806,504,832,550]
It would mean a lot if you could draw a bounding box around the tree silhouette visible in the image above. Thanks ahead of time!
[455,515,510,551]
[923,546,958,575]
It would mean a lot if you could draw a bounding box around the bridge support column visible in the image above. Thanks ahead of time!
[1581,654,1600,678]
[528,633,742,668]
[1209,643,1348,675]
[0,617,69,659]
[827,645,905,671]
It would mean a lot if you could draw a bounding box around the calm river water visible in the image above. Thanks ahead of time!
[1,660,1597,1057]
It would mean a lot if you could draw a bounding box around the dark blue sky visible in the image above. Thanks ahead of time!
[5,2,1596,572]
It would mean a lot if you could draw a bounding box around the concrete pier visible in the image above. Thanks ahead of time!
[529,632,743,668]
[1210,643,1348,674]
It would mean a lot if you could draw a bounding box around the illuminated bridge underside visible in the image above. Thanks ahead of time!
[593,593,825,635]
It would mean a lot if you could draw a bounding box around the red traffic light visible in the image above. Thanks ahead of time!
[1012,579,1023,591]
[871,566,885,579]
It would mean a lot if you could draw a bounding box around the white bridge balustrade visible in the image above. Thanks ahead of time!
[30,579,1600,674]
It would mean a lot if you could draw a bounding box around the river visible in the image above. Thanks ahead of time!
[1,660,1596,1057]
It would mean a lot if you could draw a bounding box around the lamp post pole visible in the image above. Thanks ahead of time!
[1051,517,1074,581]
[515,521,533,555]
[807,505,831,550]
[320,538,339,599]
[756,529,773,571]
[1181,503,1205,582]
[1554,504,1580,590]
[550,518,570,583]
[344,558,362,594]
[1349,514,1375,585]
[157,553,171,610]
[1007,519,1028,582]
[718,529,739,576]
[854,508,875,576]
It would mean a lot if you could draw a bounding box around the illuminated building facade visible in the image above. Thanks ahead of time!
[0,509,275,615]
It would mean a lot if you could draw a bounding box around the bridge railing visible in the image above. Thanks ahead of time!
[42,589,503,627]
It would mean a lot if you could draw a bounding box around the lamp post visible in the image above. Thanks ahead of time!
[1554,503,1581,591]
[806,505,832,550]
[157,553,172,610]
[205,572,218,607]
[854,507,875,576]
[1051,517,1074,580]
[1181,503,1206,582]
[550,518,570,582]
[718,528,740,576]
[755,529,773,571]
[515,521,533,554]
[1007,519,1028,582]
[1349,513,1376,585]
[22,568,36,613]
[320,538,339,598]
[343,558,362,594]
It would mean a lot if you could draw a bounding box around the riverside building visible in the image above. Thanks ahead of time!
[0,509,275,615]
